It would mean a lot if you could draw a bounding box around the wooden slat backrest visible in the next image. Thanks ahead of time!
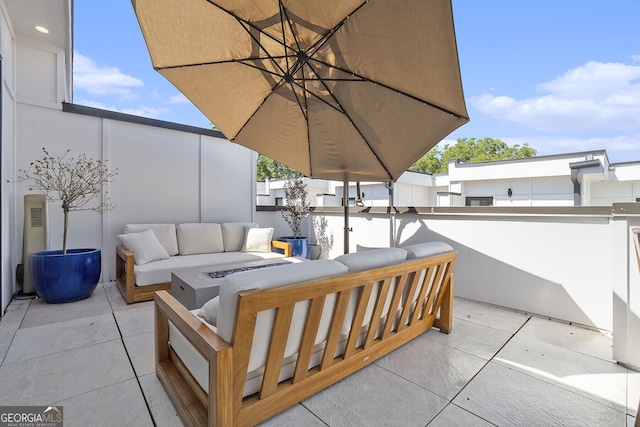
[231,252,456,425]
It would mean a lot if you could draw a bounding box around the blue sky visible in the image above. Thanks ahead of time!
[73,1,640,163]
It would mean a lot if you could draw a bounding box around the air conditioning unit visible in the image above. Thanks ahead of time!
[17,194,48,296]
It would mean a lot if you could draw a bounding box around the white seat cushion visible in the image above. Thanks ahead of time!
[133,251,286,286]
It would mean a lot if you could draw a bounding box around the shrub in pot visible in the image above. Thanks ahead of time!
[14,148,117,303]
[279,172,311,258]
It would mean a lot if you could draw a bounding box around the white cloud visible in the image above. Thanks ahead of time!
[168,93,189,104]
[74,98,169,119]
[73,51,143,97]
[471,61,640,132]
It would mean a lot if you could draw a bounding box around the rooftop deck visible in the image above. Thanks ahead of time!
[0,281,636,426]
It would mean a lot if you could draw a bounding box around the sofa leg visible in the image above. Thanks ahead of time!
[438,275,454,334]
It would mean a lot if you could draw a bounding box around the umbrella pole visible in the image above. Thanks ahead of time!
[344,178,350,254]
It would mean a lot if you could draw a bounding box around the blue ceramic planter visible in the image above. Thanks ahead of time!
[30,248,101,304]
[278,237,310,259]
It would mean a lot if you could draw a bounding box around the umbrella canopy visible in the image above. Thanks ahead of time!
[132,0,469,182]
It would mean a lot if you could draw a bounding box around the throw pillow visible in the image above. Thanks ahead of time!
[242,227,274,253]
[197,296,219,326]
[118,229,170,265]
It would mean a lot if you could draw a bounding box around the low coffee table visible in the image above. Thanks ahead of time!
[171,258,296,310]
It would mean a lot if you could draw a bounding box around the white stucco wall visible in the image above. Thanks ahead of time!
[1,22,256,308]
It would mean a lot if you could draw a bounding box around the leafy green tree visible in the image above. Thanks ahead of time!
[257,155,294,181]
[410,137,536,174]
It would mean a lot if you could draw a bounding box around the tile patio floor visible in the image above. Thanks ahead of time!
[0,281,638,426]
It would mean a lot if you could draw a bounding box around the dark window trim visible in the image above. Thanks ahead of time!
[465,196,494,207]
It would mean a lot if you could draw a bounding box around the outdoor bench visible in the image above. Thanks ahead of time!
[154,242,457,426]
[115,222,291,304]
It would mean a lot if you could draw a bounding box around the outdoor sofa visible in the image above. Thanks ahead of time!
[116,222,291,304]
[154,242,457,426]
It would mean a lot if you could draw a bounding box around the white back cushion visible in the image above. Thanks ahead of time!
[334,247,408,272]
[122,224,178,256]
[177,223,224,255]
[242,227,274,253]
[217,259,348,372]
[117,229,170,265]
[221,222,258,252]
[334,247,408,333]
[403,242,454,259]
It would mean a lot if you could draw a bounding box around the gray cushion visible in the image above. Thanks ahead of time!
[334,247,408,272]
[403,242,454,259]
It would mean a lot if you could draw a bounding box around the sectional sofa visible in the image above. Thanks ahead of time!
[154,241,457,426]
[115,222,291,304]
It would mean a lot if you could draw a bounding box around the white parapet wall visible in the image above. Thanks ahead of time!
[259,205,615,333]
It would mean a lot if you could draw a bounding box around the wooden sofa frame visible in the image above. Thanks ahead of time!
[154,251,456,426]
[116,241,292,304]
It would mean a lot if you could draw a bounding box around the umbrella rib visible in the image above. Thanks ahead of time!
[278,1,292,73]
[310,59,467,120]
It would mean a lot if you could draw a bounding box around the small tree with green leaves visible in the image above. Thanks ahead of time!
[281,172,310,238]
[257,154,290,181]
[411,137,537,174]
[14,147,118,254]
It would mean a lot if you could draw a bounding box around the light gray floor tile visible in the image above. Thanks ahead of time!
[0,299,32,362]
[0,297,31,329]
[517,316,614,361]
[56,378,153,427]
[3,313,120,365]
[258,404,326,427]
[0,340,134,406]
[454,362,627,427]
[494,335,628,412]
[303,363,448,427]
[627,414,636,427]
[114,304,154,337]
[376,334,488,400]
[104,281,155,312]
[20,288,113,328]
[427,404,495,427]
[123,331,155,377]
[629,370,640,417]
[139,374,184,427]
[423,317,513,360]
[453,299,530,333]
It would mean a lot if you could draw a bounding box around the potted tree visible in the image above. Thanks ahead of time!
[15,147,118,303]
[279,171,311,258]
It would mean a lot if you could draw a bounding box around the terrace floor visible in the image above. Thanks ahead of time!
[0,281,638,427]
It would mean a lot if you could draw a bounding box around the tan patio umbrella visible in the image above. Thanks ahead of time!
[133,0,469,250]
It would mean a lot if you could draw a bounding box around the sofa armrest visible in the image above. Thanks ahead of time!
[116,245,136,303]
[155,290,233,426]
[271,240,292,257]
